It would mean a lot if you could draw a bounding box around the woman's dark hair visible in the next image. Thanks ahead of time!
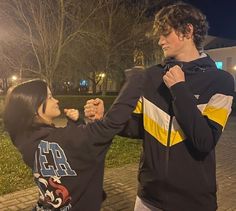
[3,79,48,138]
[153,1,209,50]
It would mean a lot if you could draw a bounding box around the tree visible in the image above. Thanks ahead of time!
[0,5,31,89]
[63,0,150,94]
[0,0,162,94]
[0,0,104,88]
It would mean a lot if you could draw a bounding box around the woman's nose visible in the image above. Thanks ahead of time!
[53,98,59,103]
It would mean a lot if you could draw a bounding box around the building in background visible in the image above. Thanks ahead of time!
[204,35,236,91]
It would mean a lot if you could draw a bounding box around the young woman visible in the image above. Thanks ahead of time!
[3,69,144,211]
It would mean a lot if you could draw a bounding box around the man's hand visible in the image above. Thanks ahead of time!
[64,109,79,121]
[163,65,185,88]
[84,98,104,121]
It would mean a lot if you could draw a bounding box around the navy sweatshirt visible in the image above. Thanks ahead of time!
[12,68,145,211]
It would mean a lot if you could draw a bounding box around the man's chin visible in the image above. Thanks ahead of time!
[163,51,169,57]
[163,53,173,59]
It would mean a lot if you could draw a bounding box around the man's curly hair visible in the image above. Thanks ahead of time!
[153,1,209,50]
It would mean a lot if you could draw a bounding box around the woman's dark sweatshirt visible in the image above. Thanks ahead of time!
[12,69,145,211]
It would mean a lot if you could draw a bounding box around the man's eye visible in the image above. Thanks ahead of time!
[162,31,171,37]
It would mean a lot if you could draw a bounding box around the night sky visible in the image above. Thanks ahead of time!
[184,0,236,40]
[146,0,236,40]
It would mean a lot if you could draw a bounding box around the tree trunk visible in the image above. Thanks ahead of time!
[92,81,97,94]
[102,74,108,96]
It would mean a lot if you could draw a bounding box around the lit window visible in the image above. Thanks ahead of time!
[80,80,88,87]
[215,61,223,70]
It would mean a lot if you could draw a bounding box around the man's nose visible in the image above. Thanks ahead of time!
[158,35,165,46]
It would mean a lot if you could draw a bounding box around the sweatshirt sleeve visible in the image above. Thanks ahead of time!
[66,117,85,127]
[170,74,234,153]
[118,98,144,139]
[62,68,145,160]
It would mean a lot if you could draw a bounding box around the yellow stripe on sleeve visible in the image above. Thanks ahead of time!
[133,98,143,114]
[203,106,230,128]
[202,94,233,128]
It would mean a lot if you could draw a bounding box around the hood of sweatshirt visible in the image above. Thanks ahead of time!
[13,124,54,167]
[162,53,218,74]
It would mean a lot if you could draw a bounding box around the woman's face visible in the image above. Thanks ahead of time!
[37,87,61,124]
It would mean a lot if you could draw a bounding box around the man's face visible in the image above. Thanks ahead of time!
[158,29,190,59]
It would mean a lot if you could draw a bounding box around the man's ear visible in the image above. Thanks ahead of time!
[185,24,194,39]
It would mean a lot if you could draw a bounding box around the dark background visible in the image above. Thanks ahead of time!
[145,0,236,40]
[187,0,236,39]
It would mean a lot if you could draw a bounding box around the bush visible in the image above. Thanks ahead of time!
[56,95,115,109]
[56,95,116,117]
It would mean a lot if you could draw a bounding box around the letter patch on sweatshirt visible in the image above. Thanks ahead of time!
[37,140,77,177]
[33,140,76,209]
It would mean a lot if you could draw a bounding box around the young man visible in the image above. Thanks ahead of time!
[85,2,234,211]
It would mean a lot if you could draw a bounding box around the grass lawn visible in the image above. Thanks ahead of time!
[0,130,142,196]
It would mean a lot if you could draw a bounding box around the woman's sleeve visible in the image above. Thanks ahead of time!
[62,68,145,160]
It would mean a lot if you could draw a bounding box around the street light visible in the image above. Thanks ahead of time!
[98,73,106,94]
[11,75,18,81]
[99,73,106,78]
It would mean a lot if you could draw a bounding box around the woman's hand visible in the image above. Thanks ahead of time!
[64,109,79,121]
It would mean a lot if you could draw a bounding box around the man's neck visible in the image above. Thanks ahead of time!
[175,49,200,62]
[175,41,201,62]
